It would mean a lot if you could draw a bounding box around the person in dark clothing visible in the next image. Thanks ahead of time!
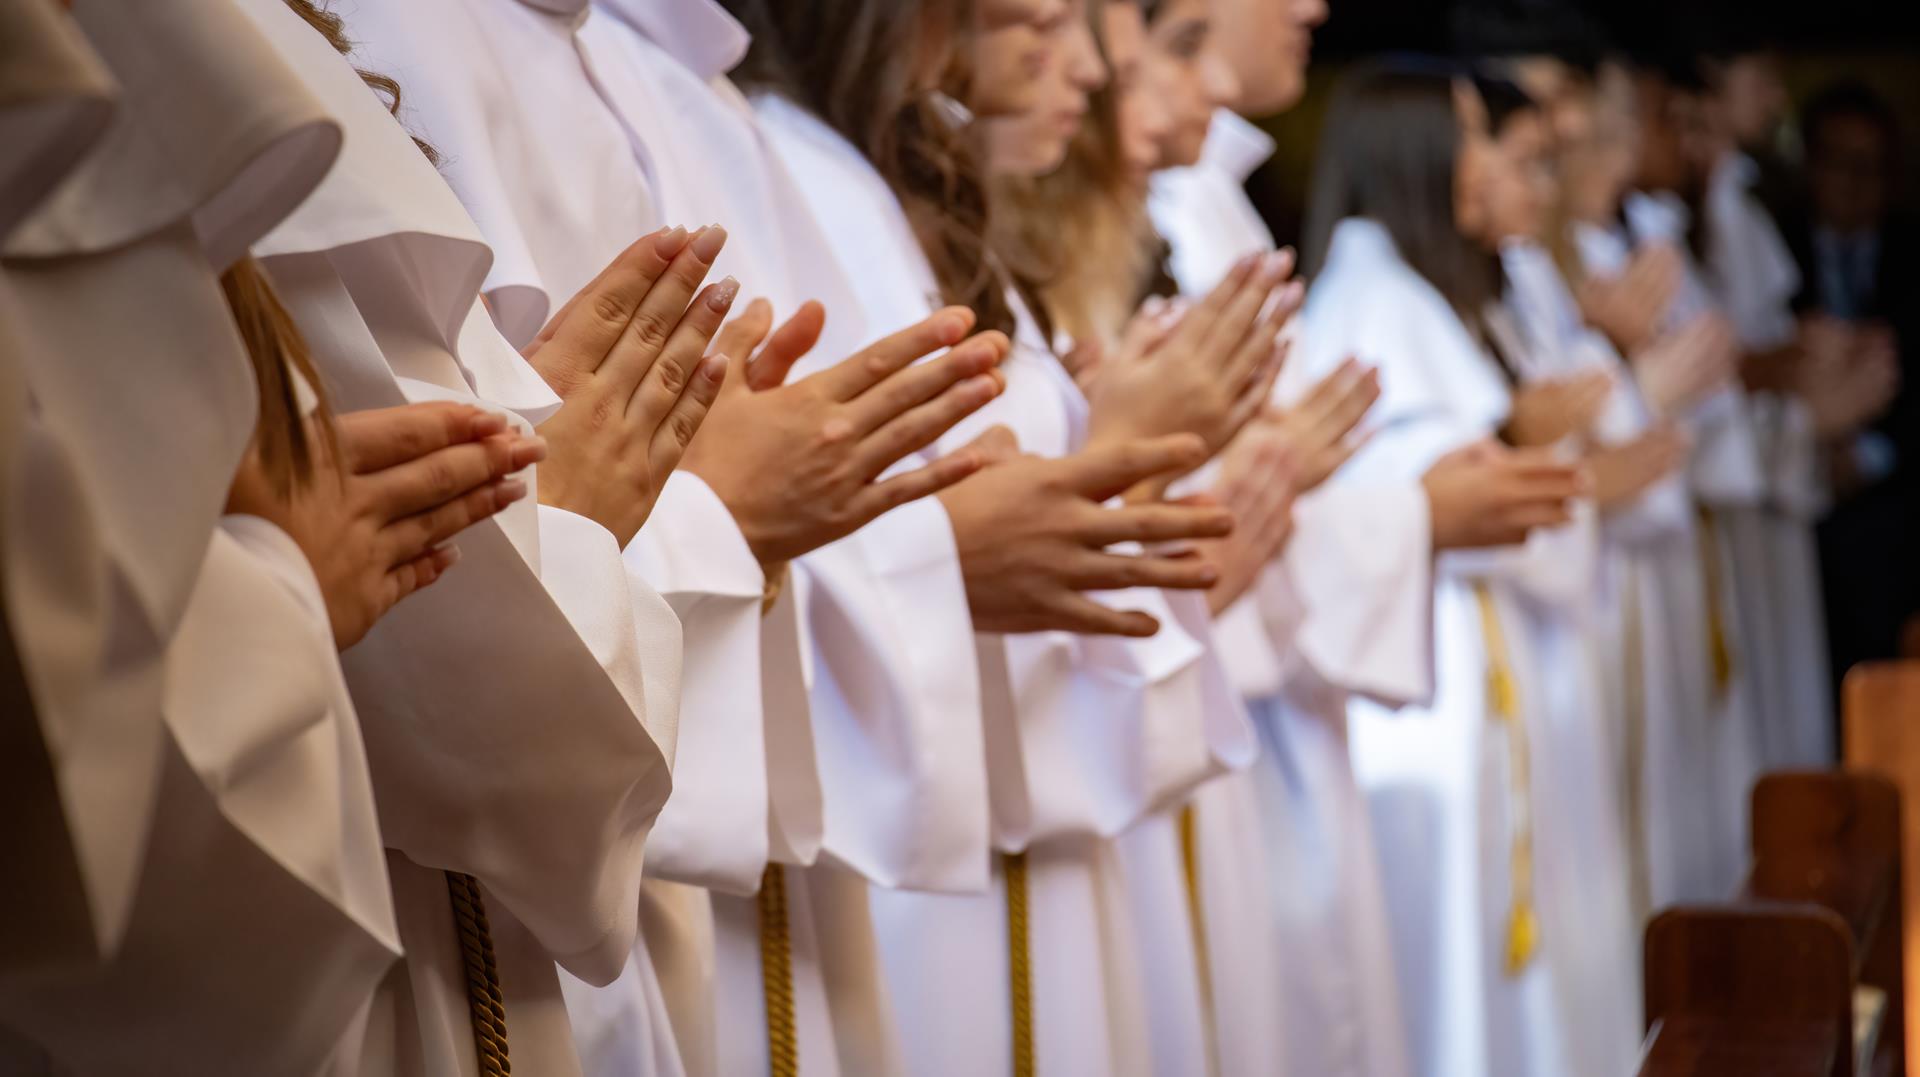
[1778,81,1920,690]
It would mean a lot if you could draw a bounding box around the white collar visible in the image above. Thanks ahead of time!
[1199,109,1275,185]
[594,0,748,79]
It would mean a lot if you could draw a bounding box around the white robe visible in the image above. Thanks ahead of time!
[1303,217,1633,1077]
[1609,198,1771,896]
[580,5,1004,1074]
[1507,236,1722,921]
[236,5,691,1074]
[341,3,829,1074]
[1700,152,1834,770]
[0,3,400,1073]
[763,91,1258,1077]
[1152,110,1420,1077]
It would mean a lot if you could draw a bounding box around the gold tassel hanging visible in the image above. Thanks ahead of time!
[1473,584,1539,976]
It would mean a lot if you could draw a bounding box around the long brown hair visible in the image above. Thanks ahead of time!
[221,256,336,497]
[725,0,1017,336]
[1303,63,1505,325]
[282,0,439,164]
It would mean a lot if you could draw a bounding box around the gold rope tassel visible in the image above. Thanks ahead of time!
[1179,805,1220,1077]
[1693,506,1736,696]
[1005,852,1036,1077]
[758,864,799,1077]
[446,871,511,1077]
[1473,585,1538,976]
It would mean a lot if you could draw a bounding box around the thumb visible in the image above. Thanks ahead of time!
[748,300,827,391]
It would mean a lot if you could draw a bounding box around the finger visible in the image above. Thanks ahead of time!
[595,225,729,399]
[852,449,989,519]
[709,297,776,381]
[649,352,730,470]
[1076,501,1236,545]
[1311,365,1382,448]
[1224,284,1298,389]
[846,332,1008,437]
[387,476,528,565]
[962,424,1022,466]
[817,307,977,401]
[340,402,507,474]
[852,374,1002,480]
[1175,254,1260,341]
[368,437,517,520]
[535,227,692,382]
[747,300,828,391]
[1045,593,1164,638]
[385,543,461,609]
[1062,549,1221,592]
[1195,253,1290,364]
[627,276,738,424]
[1063,433,1210,502]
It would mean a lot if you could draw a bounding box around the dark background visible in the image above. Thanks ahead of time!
[1246,0,1920,248]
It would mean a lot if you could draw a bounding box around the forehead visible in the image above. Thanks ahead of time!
[979,0,1056,29]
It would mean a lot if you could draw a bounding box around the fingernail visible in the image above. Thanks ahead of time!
[655,226,690,257]
[938,313,969,345]
[514,435,549,466]
[962,374,998,402]
[702,353,729,382]
[691,224,728,261]
[437,544,462,568]
[496,478,528,505]
[707,276,740,311]
[472,412,509,437]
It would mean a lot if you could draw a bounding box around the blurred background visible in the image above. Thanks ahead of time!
[1248,0,1920,248]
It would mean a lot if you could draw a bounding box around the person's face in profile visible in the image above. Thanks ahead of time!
[984,0,1108,177]
[1142,0,1239,168]
[970,0,1070,118]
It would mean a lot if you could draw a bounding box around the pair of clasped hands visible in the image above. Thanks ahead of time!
[232,227,1590,650]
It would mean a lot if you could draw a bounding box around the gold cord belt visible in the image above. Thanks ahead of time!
[446,871,511,1076]
[1005,852,1036,1077]
[1693,506,1736,696]
[1179,805,1220,1077]
[758,864,799,1077]
[1473,584,1538,976]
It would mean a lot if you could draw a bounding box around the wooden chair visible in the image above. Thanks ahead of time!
[1640,771,1905,1077]
[1845,662,1920,1077]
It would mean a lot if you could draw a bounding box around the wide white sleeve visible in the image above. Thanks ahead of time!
[625,472,822,896]
[1282,482,1437,709]
[798,497,991,892]
[0,519,400,1076]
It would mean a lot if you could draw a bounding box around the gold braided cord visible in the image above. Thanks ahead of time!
[1473,584,1538,977]
[1620,567,1653,925]
[445,871,511,1077]
[1178,805,1220,1077]
[758,864,799,1077]
[1005,852,1036,1077]
[1693,506,1736,696]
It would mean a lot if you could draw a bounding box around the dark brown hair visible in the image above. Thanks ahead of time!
[1303,63,1505,325]
[724,0,1017,336]
[221,257,337,497]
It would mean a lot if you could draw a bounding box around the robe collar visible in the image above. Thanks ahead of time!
[595,0,749,81]
[1198,109,1275,186]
